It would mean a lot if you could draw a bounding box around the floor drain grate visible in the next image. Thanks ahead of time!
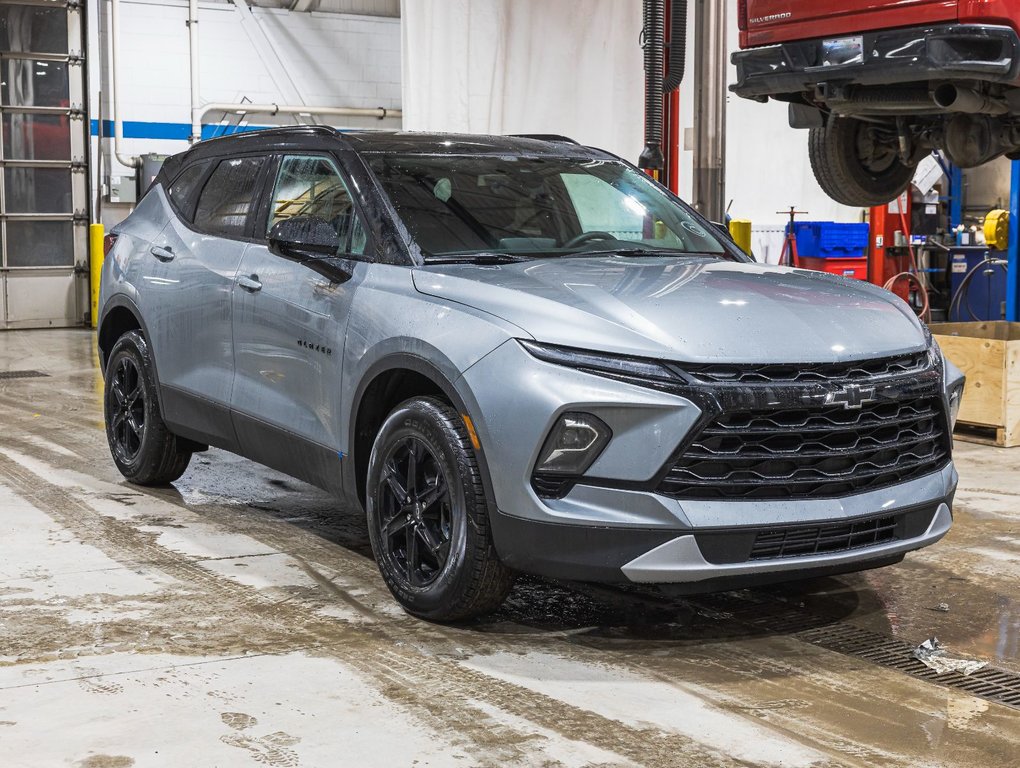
[0,370,49,380]
[702,593,1020,711]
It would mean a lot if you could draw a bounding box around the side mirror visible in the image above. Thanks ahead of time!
[268,215,358,283]
[268,216,341,260]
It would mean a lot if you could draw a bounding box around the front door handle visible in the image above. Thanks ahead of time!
[238,274,263,293]
[150,245,175,262]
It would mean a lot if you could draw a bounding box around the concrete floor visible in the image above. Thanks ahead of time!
[1,329,1019,768]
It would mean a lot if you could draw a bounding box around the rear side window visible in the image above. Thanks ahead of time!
[166,161,210,222]
[194,156,266,238]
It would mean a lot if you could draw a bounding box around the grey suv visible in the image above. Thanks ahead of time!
[98,128,964,621]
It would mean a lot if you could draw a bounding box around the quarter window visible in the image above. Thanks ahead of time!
[167,161,210,221]
[194,156,266,238]
[267,155,366,254]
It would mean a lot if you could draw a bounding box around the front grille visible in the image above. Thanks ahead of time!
[679,352,928,385]
[750,515,897,560]
[658,397,950,500]
[694,504,938,564]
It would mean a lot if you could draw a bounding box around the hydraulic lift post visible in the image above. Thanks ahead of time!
[1008,159,1020,321]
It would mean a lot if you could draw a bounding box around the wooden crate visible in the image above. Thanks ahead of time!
[930,321,1020,447]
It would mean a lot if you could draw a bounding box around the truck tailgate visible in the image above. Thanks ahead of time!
[742,1,959,47]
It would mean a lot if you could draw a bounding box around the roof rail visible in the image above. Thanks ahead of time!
[199,124,339,145]
[507,133,581,145]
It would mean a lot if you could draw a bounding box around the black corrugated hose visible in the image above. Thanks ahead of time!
[639,0,665,170]
[663,0,687,93]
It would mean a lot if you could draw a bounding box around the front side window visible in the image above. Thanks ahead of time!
[367,154,729,259]
[267,155,366,255]
[194,156,266,238]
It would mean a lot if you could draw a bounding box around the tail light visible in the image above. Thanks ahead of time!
[103,233,118,257]
[737,0,747,31]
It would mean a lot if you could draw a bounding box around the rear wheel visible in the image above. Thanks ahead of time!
[366,396,515,622]
[104,331,192,486]
[809,115,915,207]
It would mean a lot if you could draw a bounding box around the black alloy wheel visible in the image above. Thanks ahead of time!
[109,355,146,465]
[366,396,515,621]
[104,330,193,486]
[378,436,453,587]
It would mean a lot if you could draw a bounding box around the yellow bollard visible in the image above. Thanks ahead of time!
[89,223,105,328]
[728,218,752,256]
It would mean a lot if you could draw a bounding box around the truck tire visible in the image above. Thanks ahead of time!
[366,396,515,622]
[104,330,193,486]
[809,115,915,207]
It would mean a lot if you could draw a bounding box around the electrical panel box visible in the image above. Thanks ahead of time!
[949,247,1007,321]
[107,174,137,204]
[138,153,167,196]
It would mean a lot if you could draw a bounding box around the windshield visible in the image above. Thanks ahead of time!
[367,154,731,260]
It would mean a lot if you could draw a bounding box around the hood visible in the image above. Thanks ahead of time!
[411,256,928,363]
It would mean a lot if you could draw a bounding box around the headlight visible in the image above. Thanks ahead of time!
[518,339,682,390]
[535,412,612,475]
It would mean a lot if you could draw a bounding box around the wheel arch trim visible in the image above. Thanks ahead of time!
[346,352,499,516]
[97,294,167,417]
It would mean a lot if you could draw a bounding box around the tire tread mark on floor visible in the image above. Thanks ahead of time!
[0,452,753,768]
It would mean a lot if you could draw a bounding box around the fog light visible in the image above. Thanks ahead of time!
[535,413,612,475]
[948,384,964,430]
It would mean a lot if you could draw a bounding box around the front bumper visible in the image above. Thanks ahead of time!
[731,23,1020,100]
[488,465,956,587]
[459,339,959,587]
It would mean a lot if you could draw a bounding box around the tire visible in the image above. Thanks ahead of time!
[366,396,515,622]
[104,330,192,486]
[809,115,915,207]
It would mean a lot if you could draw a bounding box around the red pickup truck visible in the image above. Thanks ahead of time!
[731,1,1020,206]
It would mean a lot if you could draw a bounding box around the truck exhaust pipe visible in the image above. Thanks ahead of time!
[932,83,1008,115]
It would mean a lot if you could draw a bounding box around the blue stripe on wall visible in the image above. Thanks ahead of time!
[90,119,273,141]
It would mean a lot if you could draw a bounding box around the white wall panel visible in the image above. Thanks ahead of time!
[87,0,402,204]
[400,0,643,163]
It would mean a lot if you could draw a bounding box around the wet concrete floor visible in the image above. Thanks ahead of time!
[0,328,1018,767]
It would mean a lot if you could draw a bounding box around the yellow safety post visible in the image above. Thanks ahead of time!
[89,223,105,328]
[728,218,752,256]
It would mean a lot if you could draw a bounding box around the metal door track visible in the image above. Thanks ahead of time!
[708,593,1020,711]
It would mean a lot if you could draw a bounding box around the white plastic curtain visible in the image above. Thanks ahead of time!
[400,0,644,163]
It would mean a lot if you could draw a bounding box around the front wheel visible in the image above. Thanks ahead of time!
[104,330,192,486]
[366,397,515,622]
[809,115,916,207]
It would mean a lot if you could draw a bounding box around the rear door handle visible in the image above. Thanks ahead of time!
[150,245,175,262]
[238,274,263,293]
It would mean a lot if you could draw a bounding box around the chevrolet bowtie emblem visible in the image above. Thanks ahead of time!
[825,384,878,410]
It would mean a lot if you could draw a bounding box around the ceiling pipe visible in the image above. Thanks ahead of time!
[200,103,402,122]
[188,0,201,143]
[108,0,139,168]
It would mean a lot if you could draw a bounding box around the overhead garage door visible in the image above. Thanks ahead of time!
[0,0,88,329]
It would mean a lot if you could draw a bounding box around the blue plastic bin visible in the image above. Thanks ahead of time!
[792,221,870,258]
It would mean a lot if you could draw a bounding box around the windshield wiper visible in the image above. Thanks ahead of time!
[574,247,722,258]
[423,252,532,265]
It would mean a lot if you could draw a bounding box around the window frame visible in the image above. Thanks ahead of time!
[255,151,374,259]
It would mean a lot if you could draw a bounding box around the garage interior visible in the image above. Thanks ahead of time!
[1,1,1019,766]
